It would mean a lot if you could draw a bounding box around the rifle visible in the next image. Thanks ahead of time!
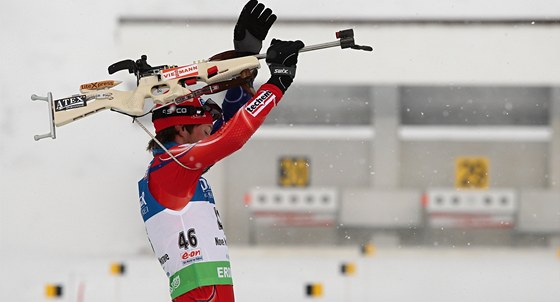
[31,29,372,141]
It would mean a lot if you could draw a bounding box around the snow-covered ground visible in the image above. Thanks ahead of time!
[2,246,559,302]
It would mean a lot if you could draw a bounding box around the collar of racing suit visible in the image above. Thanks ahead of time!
[152,142,179,156]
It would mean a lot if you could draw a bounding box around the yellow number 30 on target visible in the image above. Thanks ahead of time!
[279,157,310,187]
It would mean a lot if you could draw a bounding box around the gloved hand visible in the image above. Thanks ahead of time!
[234,0,277,55]
[266,39,305,93]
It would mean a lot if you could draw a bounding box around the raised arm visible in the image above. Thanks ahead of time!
[212,0,276,134]
[149,40,304,208]
[173,39,304,168]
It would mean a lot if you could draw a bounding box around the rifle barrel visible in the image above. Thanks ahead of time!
[254,40,341,60]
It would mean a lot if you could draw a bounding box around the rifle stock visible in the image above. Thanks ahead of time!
[50,56,261,126]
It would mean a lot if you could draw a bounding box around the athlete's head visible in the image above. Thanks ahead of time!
[147,98,222,151]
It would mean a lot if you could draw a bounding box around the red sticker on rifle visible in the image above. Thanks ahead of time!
[161,64,199,80]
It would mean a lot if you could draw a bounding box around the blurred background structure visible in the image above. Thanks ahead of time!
[1,0,559,301]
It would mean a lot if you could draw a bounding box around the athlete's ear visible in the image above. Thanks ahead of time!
[175,125,188,140]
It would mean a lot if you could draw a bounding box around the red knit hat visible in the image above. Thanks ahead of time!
[152,98,214,133]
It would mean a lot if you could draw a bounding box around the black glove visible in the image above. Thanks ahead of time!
[234,0,277,55]
[266,39,305,93]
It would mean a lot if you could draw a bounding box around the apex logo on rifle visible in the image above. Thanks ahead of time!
[54,95,88,112]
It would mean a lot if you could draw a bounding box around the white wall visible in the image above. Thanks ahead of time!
[117,22,560,86]
[115,0,560,20]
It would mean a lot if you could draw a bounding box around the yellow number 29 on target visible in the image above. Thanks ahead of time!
[455,156,489,189]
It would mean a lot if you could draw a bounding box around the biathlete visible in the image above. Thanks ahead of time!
[137,1,304,301]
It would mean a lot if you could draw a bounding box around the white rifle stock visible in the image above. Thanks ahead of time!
[36,56,260,131]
